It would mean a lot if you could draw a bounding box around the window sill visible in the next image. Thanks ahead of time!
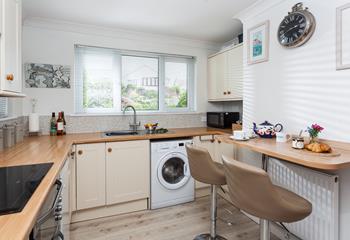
[69,111,204,117]
[0,116,20,122]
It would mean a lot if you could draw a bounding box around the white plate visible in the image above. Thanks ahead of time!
[230,136,250,141]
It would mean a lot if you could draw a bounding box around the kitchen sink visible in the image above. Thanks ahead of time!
[103,128,169,137]
[104,130,140,137]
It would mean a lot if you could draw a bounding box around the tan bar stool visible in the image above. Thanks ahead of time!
[222,156,312,240]
[186,144,227,240]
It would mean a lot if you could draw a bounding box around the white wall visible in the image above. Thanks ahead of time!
[238,0,350,142]
[22,18,221,115]
[236,1,350,239]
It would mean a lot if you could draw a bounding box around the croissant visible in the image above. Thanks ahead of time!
[305,142,332,153]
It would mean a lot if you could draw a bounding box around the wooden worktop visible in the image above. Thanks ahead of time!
[2,127,350,240]
[0,127,228,240]
[217,135,350,171]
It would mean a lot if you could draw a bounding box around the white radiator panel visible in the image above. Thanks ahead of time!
[268,158,339,240]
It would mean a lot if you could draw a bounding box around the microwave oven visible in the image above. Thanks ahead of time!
[206,112,240,129]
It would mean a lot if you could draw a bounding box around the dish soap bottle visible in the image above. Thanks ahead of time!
[50,112,57,136]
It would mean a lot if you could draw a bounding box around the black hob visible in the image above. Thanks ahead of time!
[0,163,53,215]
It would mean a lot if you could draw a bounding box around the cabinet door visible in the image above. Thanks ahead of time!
[215,138,235,163]
[226,45,243,100]
[207,57,218,100]
[0,0,22,92]
[106,140,150,205]
[215,52,227,99]
[61,156,71,225]
[76,143,106,210]
[208,53,226,100]
[215,138,236,202]
[193,135,216,189]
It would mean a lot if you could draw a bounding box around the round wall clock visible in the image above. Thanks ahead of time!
[277,3,316,48]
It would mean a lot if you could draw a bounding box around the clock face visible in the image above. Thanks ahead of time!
[278,13,308,46]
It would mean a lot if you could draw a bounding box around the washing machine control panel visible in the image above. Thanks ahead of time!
[153,139,193,152]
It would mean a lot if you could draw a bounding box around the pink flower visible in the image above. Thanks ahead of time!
[311,124,324,132]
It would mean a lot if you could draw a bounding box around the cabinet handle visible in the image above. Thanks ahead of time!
[70,151,75,156]
[218,140,222,144]
[223,92,227,95]
[78,150,83,155]
[199,135,215,142]
[210,139,215,143]
[6,74,14,81]
[108,148,112,153]
[227,91,231,95]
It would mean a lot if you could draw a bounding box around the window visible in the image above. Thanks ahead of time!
[164,59,188,109]
[75,46,194,113]
[121,56,159,111]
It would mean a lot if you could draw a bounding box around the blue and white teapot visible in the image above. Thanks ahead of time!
[253,121,283,138]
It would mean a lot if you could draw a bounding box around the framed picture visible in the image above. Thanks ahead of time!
[247,21,270,65]
[25,63,71,88]
[336,3,350,70]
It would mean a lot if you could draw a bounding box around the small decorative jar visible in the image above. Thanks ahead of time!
[292,137,304,149]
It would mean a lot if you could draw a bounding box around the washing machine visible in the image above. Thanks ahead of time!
[151,138,195,209]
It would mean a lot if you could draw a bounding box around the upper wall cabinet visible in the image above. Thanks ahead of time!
[208,44,243,101]
[0,0,23,96]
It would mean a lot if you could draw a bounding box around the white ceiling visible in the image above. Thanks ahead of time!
[23,0,257,44]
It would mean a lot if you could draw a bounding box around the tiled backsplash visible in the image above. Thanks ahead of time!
[38,113,207,135]
[0,116,28,133]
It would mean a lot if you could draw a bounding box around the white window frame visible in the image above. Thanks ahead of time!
[74,45,195,114]
[162,56,194,112]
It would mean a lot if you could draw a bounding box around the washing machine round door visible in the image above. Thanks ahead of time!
[157,152,190,190]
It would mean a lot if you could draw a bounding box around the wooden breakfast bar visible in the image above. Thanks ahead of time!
[216,135,350,240]
[216,135,350,171]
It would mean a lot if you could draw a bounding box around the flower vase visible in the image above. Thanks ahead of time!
[310,136,318,143]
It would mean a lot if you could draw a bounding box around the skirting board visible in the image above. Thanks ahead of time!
[71,198,148,223]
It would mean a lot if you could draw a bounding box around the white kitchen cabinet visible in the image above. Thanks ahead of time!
[208,52,226,100]
[76,143,106,210]
[207,57,218,100]
[208,44,243,101]
[106,140,150,205]
[215,137,235,163]
[193,135,216,189]
[214,137,235,203]
[226,45,243,99]
[192,135,235,193]
[69,148,76,212]
[60,151,74,235]
[0,0,23,94]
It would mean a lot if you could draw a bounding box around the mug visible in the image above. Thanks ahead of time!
[233,130,248,140]
[276,132,291,143]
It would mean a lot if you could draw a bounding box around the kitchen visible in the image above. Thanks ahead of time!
[0,0,350,240]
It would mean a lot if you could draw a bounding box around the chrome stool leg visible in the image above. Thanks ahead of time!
[194,185,227,240]
[260,219,270,240]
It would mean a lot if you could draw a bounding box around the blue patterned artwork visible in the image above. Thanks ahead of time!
[25,63,71,88]
[248,21,269,65]
[252,31,263,57]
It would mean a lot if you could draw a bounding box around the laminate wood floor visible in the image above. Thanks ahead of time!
[67,196,279,240]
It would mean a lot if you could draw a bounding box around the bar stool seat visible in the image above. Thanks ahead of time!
[273,185,312,223]
[222,156,312,240]
[186,144,227,240]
